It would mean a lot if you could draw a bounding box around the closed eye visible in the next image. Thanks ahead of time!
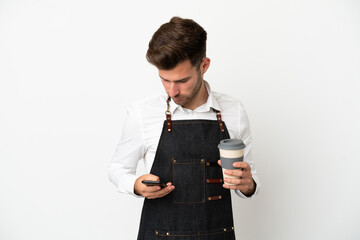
[177,79,189,83]
[159,75,191,83]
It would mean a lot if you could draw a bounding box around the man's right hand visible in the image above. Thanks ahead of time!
[134,174,175,199]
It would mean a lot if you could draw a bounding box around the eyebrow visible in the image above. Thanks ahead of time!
[159,75,192,82]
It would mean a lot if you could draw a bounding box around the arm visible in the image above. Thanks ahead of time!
[108,107,145,197]
[221,102,260,198]
[108,107,175,198]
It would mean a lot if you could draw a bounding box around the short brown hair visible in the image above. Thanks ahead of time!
[146,17,207,70]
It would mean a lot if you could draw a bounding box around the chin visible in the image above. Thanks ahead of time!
[173,100,183,105]
[172,97,183,103]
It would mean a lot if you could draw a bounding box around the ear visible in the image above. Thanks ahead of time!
[200,57,211,75]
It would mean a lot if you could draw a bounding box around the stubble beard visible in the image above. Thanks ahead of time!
[173,71,203,108]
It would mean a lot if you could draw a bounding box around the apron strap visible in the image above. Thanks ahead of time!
[212,109,225,133]
[165,98,224,133]
[165,96,172,132]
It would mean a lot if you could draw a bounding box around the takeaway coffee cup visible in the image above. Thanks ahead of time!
[218,139,246,185]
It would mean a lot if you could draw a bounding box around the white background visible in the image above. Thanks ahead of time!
[1,0,360,239]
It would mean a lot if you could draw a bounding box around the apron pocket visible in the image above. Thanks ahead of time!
[172,158,205,203]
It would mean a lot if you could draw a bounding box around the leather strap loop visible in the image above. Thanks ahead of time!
[208,195,222,201]
[206,179,223,183]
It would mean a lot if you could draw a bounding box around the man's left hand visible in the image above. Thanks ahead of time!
[217,160,256,197]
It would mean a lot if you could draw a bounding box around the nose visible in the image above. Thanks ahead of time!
[168,82,179,98]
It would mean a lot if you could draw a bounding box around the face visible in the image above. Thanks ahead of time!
[159,58,210,109]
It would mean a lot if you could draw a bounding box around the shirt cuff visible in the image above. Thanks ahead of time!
[122,174,143,198]
[234,177,260,199]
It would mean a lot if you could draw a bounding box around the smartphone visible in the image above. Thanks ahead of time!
[142,180,166,188]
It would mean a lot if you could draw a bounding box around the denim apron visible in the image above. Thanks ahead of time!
[137,99,235,240]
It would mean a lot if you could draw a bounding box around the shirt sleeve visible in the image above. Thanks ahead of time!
[234,103,261,199]
[108,107,145,197]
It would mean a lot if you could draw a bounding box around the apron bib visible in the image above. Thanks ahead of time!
[137,100,236,240]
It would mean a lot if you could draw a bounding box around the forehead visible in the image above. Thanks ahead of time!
[158,60,197,81]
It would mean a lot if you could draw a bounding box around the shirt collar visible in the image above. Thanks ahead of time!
[166,80,221,114]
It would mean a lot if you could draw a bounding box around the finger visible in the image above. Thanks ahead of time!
[147,184,171,199]
[225,169,252,179]
[145,181,172,193]
[224,178,243,185]
[233,161,249,169]
[224,169,244,177]
[217,160,222,166]
[147,183,175,199]
[143,185,162,193]
[222,183,249,191]
[144,174,160,182]
[223,177,251,186]
[157,185,175,198]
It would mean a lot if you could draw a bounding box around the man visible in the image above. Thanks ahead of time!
[109,16,260,239]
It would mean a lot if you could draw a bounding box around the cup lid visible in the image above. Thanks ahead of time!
[218,139,245,150]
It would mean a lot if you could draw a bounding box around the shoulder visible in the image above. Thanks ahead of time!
[126,93,167,121]
[212,91,246,114]
[212,91,251,139]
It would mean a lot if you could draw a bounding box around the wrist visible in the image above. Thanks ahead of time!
[242,178,256,197]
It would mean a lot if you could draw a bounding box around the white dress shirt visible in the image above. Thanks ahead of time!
[108,81,260,198]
